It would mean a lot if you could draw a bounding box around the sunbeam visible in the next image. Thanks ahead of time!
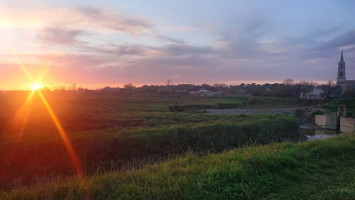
[5,90,35,165]
[15,56,34,83]
[38,92,84,178]
[5,55,84,179]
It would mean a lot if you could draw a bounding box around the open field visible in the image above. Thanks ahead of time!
[1,133,354,200]
[1,91,354,199]
[0,92,302,190]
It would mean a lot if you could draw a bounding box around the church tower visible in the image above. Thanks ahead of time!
[337,50,347,91]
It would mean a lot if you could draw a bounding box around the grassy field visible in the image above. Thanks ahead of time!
[0,92,302,189]
[1,133,354,200]
[0,92,354,199]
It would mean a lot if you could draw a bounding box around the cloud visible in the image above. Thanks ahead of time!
[31,5,156,52]
[157,35,185,44]
[162,44,216,56]
[219,14,273,40]
[320,30,355,50]
[210,14,281,61]
[73,6,152,35]
[23,12,315,85]
[83,44,159,57]
[37,26,88,46]
[0,4,153,35]
[166,25,200,32]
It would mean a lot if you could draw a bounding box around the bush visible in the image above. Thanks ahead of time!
[312,110,323,115]
[294,109,304,117]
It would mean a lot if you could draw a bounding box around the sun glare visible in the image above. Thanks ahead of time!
[11,55,84,180]
[30,83,42,91]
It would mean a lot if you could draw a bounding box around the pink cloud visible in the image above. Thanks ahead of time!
[37,26,88,46]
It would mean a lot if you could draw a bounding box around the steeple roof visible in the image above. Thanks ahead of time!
[340,50,345,64]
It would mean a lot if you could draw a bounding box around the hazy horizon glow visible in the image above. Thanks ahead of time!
[1,0,355,90]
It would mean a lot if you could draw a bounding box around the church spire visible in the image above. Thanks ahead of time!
[340,50,345,64]
[337,50,346,91]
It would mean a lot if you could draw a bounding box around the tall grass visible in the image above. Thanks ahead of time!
[0,94,304,191]
[0,114,299,189]
[2,134,354,200]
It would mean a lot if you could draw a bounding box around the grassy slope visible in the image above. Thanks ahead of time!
[2,134,354,200]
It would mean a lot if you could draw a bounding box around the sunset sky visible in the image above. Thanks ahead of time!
[1,0,355,90]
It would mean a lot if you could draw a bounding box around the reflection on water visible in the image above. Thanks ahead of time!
[300,124,340,141]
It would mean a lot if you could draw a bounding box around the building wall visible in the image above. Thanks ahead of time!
[340,117,355,133]
[315,115,339,130]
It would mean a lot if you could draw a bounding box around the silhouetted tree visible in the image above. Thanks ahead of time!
[123,83,136,92]
[283,78,294,85]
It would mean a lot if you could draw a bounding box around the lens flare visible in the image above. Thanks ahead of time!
[5,55,84,179]
[38,92,84,178]
[30,83,42,91]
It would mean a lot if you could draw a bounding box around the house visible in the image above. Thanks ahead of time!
[300,87,324,99]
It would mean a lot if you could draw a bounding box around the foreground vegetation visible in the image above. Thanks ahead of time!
[0,113,299,189]
[1,91,353,197]
[0,93,301,189]
[1,134,354,200]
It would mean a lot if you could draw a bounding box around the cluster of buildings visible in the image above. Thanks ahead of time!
[188,89,222,96]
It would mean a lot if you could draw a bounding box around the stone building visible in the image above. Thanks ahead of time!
[337,51,355,93]
[300,87,324,99]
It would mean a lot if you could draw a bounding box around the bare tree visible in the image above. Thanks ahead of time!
[283,78,294,85]
[123,83,136,92]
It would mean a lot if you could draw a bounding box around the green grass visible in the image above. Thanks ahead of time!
[2,134,354,200]
[168,96,300,111]
[0,93,332,192]
[0,90,301,190]
[0,114,300,190]
[0,94,302,145]
[322,98,355,117]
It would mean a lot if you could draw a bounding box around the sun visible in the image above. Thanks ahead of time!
[29,83,42,91]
